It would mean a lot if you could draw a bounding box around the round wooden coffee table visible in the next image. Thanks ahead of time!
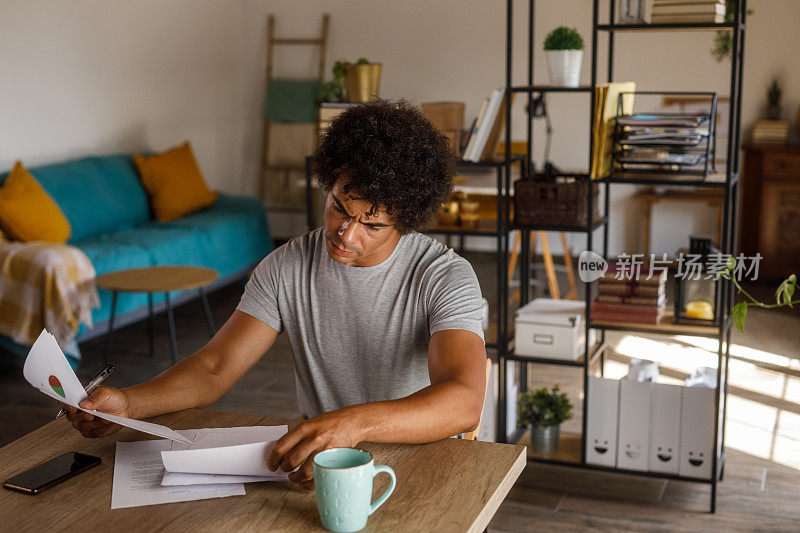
[96,266,219,365]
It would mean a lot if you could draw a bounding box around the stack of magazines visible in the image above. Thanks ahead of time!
[613,112,715,175]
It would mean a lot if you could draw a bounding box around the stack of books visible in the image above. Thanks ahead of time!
[751,120,790,145]
[462,89,514,162]
[651,1,727,24]
[590,264,667,324]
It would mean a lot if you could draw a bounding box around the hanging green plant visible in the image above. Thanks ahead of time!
[711,1,753,62]
[720,257,798,332]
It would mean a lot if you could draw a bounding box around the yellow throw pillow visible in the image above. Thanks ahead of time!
[134,142,219,222]
[0,161,71,243]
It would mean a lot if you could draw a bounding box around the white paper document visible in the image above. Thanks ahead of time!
[112,440,245,509]
[161,426,291,480]
[22,329,193,445]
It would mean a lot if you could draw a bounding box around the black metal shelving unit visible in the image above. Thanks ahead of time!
[496,0,746,514]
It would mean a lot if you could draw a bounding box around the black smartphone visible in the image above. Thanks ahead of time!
[3,452,101,495]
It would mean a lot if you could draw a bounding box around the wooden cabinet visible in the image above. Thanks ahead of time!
[741,145,800,281]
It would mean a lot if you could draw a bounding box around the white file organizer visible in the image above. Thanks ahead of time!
[586,377,620,467]
[679,385,715,479]
[617,380,652,471]
[649,383,682,474]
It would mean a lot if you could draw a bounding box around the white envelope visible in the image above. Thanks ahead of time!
[23,329,193,445]
[161,426,291,478]
[161,472,285,486]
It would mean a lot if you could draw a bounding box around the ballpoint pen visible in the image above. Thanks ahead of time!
[55,363,116,419]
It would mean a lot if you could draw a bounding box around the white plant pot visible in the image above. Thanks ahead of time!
[545,50,583,87]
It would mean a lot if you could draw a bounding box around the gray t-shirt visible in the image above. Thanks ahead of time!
[236,227,484,418]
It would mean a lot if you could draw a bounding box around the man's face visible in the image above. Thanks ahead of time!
[323,178,402,267]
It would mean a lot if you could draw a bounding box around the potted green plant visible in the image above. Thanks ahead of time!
[517,385,573,454]
[543,26,584,87]
[344,57,382,103]
[318,59,348,104]
[767,79,782,120]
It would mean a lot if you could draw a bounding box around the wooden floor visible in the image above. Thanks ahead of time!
[1,251,798,531]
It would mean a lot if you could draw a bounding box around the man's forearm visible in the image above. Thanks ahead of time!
[122,348,230,419]
[346,379,484,444]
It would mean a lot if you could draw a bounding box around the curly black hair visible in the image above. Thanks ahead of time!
[313,100,455,234]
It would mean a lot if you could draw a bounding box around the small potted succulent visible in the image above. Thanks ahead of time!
[767,79,782,120]
[543,26,584,87]
[517,385,573,454]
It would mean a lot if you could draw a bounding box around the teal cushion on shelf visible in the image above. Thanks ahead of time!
[263,78,320,123]
[0,155,150,243]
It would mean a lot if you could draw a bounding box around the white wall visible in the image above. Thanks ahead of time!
[0,0,245,193]
[2,0,798,255]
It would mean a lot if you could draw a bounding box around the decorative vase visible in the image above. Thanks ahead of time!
[345,63,382,103]
[530,424,560,454]
[545,50,582,87]
[617,0,644,24]
[438,200,459,226]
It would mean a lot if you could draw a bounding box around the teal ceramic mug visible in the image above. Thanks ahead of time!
[313,448,396,532]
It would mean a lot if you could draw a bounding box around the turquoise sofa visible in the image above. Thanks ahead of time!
[0,154,273,363]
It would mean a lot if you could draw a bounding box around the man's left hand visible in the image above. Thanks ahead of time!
[267,407,367,490]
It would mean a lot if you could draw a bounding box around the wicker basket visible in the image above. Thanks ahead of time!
[514,176,599,227]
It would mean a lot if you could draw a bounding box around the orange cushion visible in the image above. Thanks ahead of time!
[133,142,219,222]
[0,161,71,243]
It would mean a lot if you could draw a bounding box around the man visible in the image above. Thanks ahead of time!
[63,100,487,490]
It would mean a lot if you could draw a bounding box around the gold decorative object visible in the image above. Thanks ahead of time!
[459,200,480,230]
[345,63,382,103]
[685,300,714,320]
[438,200,459,226]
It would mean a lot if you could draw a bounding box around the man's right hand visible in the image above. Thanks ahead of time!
[62,386,131,439]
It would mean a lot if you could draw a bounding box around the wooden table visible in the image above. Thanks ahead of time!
[96,266,220,365]
[634,189,724,255]
[0,409,526,532]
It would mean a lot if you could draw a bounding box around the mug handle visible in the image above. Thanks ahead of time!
[369,464,396,515]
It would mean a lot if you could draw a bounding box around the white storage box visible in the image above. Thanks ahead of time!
[514,298,595,360]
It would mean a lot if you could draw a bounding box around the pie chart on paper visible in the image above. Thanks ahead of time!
[49,375,65,398]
